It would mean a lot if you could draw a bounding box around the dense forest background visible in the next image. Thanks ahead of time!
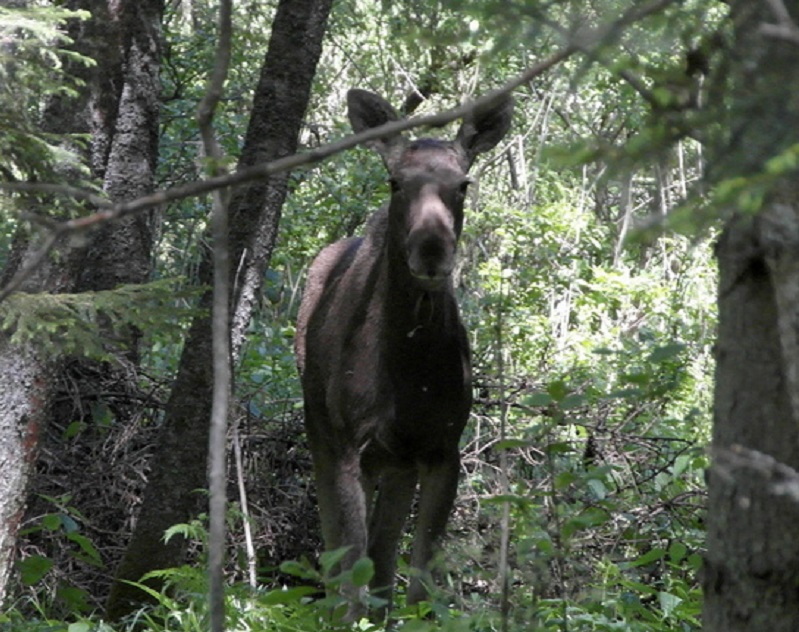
[2,0,798,630]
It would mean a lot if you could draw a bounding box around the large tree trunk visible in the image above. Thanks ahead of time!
[703,3,799,630]
[105,0,334,619]
[77,0,163,292]
[0,0,163,606]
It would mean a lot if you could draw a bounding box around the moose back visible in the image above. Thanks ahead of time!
[295,88,512,619]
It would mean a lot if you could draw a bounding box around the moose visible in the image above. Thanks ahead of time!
[295,88,513,619]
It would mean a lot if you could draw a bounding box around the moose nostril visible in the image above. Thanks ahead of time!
[407,234,453,280]
[419,238,445,262]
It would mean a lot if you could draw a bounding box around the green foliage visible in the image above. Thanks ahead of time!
[155,0,280,280]
[0,279,200,360]
[14,494,102,618]
[0,4,94,181]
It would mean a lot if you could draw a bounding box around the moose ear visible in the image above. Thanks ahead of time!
[455,94,514,166]
[347,89,403,160]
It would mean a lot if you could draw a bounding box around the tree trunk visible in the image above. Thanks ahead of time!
[77,0,163,293]
[105,0,334,619]
[0,341,57,605]
[703,3,799,630]
[0,0,163,606]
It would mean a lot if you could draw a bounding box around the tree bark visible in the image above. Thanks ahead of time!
[0,342,57,605]
[0,0,91,597]
[0,0,163,606]
[77,0,163,292]
[703,2,799,630]
[105,0,334,619]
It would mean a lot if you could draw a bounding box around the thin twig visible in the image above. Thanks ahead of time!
[233,429,258,589]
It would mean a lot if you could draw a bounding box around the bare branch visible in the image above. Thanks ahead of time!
[197,1,233,630]
[760,22,799,44]
[1,48,571,213]
[0,50,554,301]
[760,0,799,45]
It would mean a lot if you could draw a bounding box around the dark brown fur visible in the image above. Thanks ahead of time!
[295,89,512,619]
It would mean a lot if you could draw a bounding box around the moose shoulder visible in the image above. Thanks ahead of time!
[294,88,513,620]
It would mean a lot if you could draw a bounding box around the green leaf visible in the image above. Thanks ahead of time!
[494,438,528,451]
[671,453,692,478]
[620,578,658,596]
[624,548,666,569]
[605,388,644,400]
[764,144,799,174]
[592,347,616,355]
[622,372,650,386]
[547,380,568,402]
[319,546,351,576]
[351,557,374,587]
[668,541,687,564]
[559,393,586,409]
[687,553,703,571]
[544,441,575,456]
[63,421,86,439]
[282,561,321,583]
[42,513,61,531]
[57,583,91,613]
[562,507,611,538]
[67,532,102,566]
[587,478,608,500]
[18,555,53,585]
[60,513,79,533]
[523,392,553,407]
[648,343,686,363]
[118,578,179,609]
[554,471,577,490]
[658,591,683,618]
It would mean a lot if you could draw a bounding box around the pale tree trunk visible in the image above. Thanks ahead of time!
[0,343,58,605]
[0,0,90,599]
[105,0,334,619]
[703,2,799,630]
[0,0,163,606]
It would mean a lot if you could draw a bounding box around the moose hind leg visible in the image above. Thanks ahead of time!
[407,454,460,606]
[367,467,418,619]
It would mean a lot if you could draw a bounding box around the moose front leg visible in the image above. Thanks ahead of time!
[366,466,418,620]
[407,453,461,606]
[306,429,370,619]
